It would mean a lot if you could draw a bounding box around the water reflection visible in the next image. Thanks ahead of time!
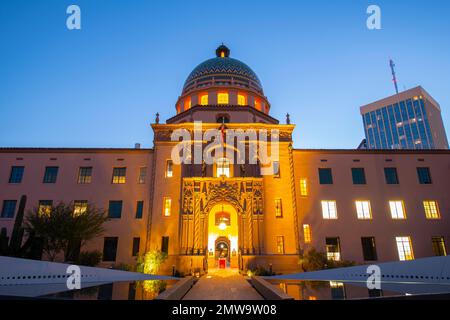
[268,280,401,300]
[42,280,176,300]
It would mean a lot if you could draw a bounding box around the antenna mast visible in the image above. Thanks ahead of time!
[389,59,399,94]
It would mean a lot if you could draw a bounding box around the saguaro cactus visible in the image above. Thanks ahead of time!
[0,195,38,258]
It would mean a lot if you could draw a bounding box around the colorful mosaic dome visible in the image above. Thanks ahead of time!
[182,45,263,94]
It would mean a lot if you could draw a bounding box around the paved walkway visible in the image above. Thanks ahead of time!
[182,268,263,300]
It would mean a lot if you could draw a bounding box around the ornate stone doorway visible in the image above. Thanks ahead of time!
[207,203,238,268]
[180,177,265,271]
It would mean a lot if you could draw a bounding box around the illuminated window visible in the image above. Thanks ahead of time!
[73,200,88,216]
[275,199,283,218]
[300,179,308,196]
[321,201,337,219]
[423,201,440,219]
[184,97,191,110]
[276,236,285,254]
[138,167,147,184]
[200,93,208,105]
[355,201,372,220]
[254,98,261,110]
[432,237,447,256]
[38,200,53,216]
[389,201,406,219]
[78,167,92,184]
[163,197,172,217]
[216,158,230,177]
[303,224,312,244]
[396,236,414,261]
[112,167,126,184]
[217,92,229,104]
[326,237,341,261]
[237,94,246,106]
[166,160,173,178]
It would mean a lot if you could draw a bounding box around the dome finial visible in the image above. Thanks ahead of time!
[216,44,230,58]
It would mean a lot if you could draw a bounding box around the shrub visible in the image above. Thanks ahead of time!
[76,250,102,267]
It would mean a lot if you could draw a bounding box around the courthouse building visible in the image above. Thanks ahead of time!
[1,45,449,274]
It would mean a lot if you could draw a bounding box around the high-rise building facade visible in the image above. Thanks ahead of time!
[360,86,449,150]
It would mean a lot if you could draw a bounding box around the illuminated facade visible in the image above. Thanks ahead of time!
[1,46,449,275]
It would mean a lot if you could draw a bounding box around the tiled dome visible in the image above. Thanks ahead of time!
[182,45,263,94]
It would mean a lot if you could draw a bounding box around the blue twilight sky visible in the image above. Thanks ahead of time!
[1,0,449,149]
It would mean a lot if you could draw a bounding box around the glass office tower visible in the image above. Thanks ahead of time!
[360,86,449,150]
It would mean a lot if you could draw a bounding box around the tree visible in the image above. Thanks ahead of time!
[299,248,356,272]
[25,202,109,261]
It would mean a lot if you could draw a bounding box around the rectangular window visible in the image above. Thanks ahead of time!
[112,167,126,184]
[389,201,406,219]
[237,94,247,106]
[135,201,144,219]
[384,167,399,184]
[216,158,230,177]
[73,200,88,216]
[431,237,447,256]
[199,93,208,106]
[299,179,308,196]
[132,237,140,257]
[417,167,432,184]
[273,161,280,178]
[138,167,147,184]
[43,166,59,183]
[330,281,346,300]
[77,167,92,184]
[38,200,53,216]
[318,168,333,184]
[275,199,283,218]
[351,168,366,185]
[108,201,123,219]
[166,160,173,178]
[326,237,341,261]
[1,200,17,218]
[163,197,172,217]
[161,236,169,254]
[217,92,229,104]
[103,237,118,262]
[276,236,285,254]
[321,200,337,219]
[303,224,312,244]
[361,237,378,261]
[355,201,372,220]
[9,166,24,183]
[396,236,414,261]
[423,201,440,219]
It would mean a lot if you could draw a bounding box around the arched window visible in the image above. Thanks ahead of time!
[216,158,230,177]
[217,92,229,104]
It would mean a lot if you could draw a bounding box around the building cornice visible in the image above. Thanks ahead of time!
[0,147,153,154]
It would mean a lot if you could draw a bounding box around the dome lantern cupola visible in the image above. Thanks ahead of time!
[172,45,274,122]
[216,44,230,58]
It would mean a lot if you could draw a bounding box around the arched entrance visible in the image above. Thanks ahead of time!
[207,203,239,269]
